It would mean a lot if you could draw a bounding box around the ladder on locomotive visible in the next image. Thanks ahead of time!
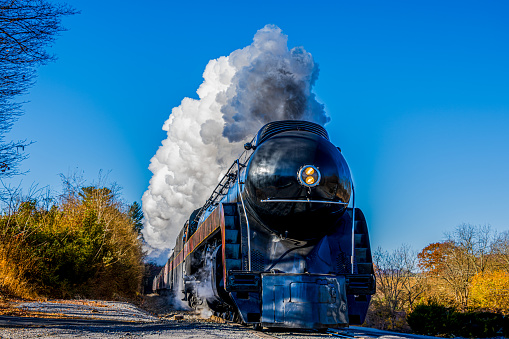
[192,149,252,225]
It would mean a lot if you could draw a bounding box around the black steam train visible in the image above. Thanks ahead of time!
[153,120,375,329]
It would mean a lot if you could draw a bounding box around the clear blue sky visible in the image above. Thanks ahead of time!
[5,0,509,254]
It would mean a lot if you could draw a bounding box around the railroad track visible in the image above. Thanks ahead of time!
[248,327,366,339]
[212,314,413,339]
[324,328,363,338]
[247,326,420,339]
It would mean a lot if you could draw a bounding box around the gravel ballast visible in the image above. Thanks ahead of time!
[0,299,259,338]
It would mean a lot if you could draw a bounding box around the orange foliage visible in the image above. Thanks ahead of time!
[417,242,452,274]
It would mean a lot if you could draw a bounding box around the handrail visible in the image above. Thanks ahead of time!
[237,159,251,271]
[351,184,356,274]
[192,161,238,225]
[261,198,348,205]
[192,139,255,225]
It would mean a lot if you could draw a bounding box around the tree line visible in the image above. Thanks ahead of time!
[0,175,145,299]
[367,223,509,335]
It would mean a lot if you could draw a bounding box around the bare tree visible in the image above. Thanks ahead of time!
[0,0,77,177]
[446,224,494,308]
[493,230,509,272]
[369,245,425,330]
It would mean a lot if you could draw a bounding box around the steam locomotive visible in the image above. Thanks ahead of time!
[153,120,375,329]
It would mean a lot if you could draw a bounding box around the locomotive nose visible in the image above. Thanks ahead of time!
[244,130,352,240]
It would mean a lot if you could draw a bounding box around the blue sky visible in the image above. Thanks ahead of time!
[5,0,509,254]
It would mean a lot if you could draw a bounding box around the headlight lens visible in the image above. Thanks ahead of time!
[298,165,321,187]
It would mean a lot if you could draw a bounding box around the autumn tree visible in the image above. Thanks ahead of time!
[470,270,509,314]
[0,0,77,177]
[417,224,495,309]
[418,241,451,273]
[367,245,425,330]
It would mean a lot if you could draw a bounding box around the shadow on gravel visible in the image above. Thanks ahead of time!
[0,315,140,327]
[0,315,241,334]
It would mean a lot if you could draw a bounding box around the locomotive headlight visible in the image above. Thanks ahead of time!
[298,165,321,187]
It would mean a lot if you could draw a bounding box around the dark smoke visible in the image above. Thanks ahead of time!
[221,37,329,142]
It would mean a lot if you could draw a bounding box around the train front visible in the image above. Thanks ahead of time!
[221,121,372,329]
[244,120,352,240]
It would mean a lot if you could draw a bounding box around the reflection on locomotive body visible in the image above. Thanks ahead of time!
[153,120,375,329]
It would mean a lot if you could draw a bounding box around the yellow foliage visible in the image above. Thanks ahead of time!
[0,237,38,299]
[470,270,509,314]
[0,180,144,300]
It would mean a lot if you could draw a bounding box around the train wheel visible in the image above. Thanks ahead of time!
[252,323,263,331]
[188,293,203,309]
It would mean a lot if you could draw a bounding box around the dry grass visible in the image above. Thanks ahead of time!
[44,299,108,307]
[0,296,53,318]
[0,242,39,300]
[0,297,110,319]
[0,293,227,325]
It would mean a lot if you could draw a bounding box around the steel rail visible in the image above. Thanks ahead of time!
[326,329,359,339]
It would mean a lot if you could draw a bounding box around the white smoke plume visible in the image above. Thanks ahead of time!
[142,25,328,258]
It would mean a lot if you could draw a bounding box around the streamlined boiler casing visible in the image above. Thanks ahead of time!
[152,120,375,329]
[244,129,352,240]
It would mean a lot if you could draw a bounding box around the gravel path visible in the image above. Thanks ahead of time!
[0,319,260,338]
[15,300,158,323]
[0,299,443,339]
[0,300,260,338]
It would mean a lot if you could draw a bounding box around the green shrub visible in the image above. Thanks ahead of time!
[408,304,508,338]
[407,302,454,336]
[504,316,509,337]
[450,312,505,338]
